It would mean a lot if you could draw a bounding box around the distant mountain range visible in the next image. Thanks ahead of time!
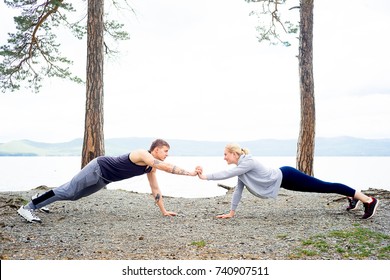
[0,137,390,156]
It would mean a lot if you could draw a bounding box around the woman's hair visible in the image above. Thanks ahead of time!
[225,143,250,156]
[149,139,170,151]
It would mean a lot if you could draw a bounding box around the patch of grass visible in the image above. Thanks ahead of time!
[290,227,390,260]
[190,240,206,248]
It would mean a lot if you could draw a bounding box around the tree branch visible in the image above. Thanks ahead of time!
[29,1,63,58]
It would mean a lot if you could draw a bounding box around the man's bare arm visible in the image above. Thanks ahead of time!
[153,160,193,175]
[147,171,176,217]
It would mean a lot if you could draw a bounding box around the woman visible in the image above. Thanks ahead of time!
[196,143,379,220]
[18,139,199,223]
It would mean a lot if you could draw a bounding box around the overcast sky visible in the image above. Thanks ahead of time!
[1,0,389,143]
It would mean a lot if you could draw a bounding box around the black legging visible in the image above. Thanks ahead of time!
[279,166,356,197]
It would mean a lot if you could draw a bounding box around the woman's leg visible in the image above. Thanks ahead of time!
[279,166,378,219]
[280,166,371,203]
[280,166,357,196]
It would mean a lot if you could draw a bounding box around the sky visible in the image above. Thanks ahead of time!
[0,0,389,143]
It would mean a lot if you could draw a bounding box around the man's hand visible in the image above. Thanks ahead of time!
[195,166,203,174]
[188,170,198,176]
[163,210,177,217]
[195,166,207,179]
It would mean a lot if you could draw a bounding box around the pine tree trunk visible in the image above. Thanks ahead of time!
[297,0,315,176]
[81,0,105,168]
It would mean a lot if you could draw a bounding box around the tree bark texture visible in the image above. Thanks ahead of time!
[81,0,105,168]
[297,0,315,176]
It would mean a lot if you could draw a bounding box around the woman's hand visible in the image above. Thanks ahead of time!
[216,210,235,219]
[195,166,208,180]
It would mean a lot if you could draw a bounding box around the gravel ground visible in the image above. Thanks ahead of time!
[1,186,389,260]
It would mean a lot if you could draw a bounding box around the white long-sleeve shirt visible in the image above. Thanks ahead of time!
[206,154,283,211]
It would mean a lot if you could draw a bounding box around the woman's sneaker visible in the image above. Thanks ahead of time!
[17,206,42,223]
[362,197,379,219]
[346,197,360,211]
[32,193,50,213]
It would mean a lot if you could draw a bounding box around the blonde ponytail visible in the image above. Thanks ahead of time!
[225,143,250,156]
[241,147,250,155]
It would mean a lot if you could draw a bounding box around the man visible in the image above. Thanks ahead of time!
[18,139,198,223]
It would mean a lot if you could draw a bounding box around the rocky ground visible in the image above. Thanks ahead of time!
[1,186,389,260]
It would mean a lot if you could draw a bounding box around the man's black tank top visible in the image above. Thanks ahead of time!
[97,153,152,183]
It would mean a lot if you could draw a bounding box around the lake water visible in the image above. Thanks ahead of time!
[0,156,389,197]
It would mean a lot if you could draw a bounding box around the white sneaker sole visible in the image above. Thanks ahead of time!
[364,199,379,220]
[349,200,360,211]
[39,207,50,213]
[17,206,42,223]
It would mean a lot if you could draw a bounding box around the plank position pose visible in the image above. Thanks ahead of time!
[18,139,198,223]
[196,143,379,220]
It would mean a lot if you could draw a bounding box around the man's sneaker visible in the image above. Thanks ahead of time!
[346,197,360,211]
[362,197,379,220]
[32,193,50,213]
[17,206,42,223]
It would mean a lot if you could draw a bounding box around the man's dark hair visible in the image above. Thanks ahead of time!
[149,139,170,152]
